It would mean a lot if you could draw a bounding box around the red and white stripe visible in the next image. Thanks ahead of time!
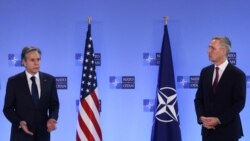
[77,89,102,141]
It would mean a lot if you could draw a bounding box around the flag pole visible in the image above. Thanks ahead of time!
[88,16,92,24]
[77,16,102,141]
[163,16,168,25]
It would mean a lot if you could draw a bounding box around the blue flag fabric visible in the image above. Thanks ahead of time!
[151,24,182,141]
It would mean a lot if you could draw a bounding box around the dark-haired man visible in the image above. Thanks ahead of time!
[3,46,60,141]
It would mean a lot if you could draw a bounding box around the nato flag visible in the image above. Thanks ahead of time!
[151,24,182,141]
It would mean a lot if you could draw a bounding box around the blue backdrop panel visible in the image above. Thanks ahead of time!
[0,0,250,141]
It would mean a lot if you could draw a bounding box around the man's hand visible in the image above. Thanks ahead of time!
[47,118,57,132]
[200,116,220,129]
[19,121,34,136]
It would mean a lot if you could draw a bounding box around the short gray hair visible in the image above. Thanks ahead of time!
[212,36,231,54]
[21,46,41,60]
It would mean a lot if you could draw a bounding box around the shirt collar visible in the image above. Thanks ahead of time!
[215,60,229,71]
[25,71,39,80]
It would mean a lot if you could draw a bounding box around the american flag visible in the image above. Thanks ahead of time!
[76,23,102,141]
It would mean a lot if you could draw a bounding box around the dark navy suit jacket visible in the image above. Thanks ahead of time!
[194,63,246,141]
[3,71,59,141]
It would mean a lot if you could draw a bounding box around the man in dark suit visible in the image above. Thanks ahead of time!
[194,36,246,141]
[3,46,60,141]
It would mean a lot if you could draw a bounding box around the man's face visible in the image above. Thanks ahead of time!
[22,51,41,75]
[208,39,226,63]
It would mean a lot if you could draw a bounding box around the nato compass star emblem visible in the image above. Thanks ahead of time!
[155,87,179,123]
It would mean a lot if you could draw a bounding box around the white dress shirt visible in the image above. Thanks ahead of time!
[212,60,229,85]
[25,71,41,98]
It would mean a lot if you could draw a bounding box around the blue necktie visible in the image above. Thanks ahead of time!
[31,76,39,106]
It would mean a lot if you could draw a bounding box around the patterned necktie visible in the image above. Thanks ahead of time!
[31,76,39,106]
[212,67,219,93]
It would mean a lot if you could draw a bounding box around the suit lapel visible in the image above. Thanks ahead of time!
[206,65,215,99]
[216,63,231,89]
[208,65,214,89]
[39,72,47,102]
[20,72,32,96]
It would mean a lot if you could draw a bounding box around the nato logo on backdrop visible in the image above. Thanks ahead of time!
[143,99,155,112]
[143,53,160,65]
[55,77,67,89]
[8,54,22,66]
[75,53,101,66]
[228,52,236,65]
[109,76,135,89]
[177,76,199,89]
